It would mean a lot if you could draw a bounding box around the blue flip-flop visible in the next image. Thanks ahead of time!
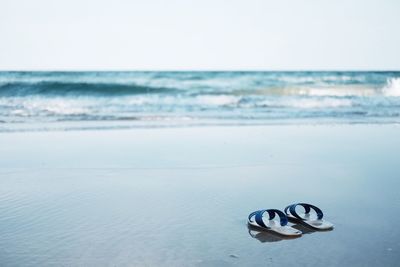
[284,203,334,230]
[248,209,302,236]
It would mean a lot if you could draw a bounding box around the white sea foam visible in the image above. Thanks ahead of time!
[196,95,240,106]
[306,88,376,97]
[276,75,364,84]
[257,86,377,97]
[382,78,400,97]
[43,104,88,115]
[10,109,30,117]
[253,98,353,109]
[283,86,377,97]
[286,98,353,109]
[20,98,90,116]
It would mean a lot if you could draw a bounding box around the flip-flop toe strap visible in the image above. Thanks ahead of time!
[285,203,324,220]
[253,209,288,228]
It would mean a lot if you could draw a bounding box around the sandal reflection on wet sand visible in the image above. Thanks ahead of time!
[248,224,300,243]
[248,222,332,243]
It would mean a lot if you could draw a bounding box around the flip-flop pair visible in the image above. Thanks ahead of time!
[248,203,334,237]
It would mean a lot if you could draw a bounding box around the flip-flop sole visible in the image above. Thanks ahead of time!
[287,215,334,230]
[247,220,302,236]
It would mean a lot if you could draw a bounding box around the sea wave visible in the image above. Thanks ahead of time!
[252,86,377,97]
[382,78,400,97]
[0,81,177,97]
[274,98,353,109]
[1,71,400,130]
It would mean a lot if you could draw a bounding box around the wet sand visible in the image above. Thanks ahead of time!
[0,125,400,266]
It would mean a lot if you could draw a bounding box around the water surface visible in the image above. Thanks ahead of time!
[1,71,400,131]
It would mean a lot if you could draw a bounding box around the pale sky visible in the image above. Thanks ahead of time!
[0,0,399,70]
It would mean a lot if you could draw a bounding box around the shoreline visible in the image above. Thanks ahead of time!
[1,119,400,134]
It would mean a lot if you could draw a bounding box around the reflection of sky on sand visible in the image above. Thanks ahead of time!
[0,125,399,266]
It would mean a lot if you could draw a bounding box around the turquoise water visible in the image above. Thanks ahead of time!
[1,71,400,131]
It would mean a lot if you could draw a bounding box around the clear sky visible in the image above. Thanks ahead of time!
[0,0,399,70]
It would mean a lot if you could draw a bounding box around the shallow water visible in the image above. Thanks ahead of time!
[1,71,400,132]
[0,125,399,266]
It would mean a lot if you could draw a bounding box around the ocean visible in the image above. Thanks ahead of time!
[1,72,400,266]
[1,71,399,131]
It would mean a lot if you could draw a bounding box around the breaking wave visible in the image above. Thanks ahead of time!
[0,81,177,97]
[382,78,400,97]
[0,71,400,130]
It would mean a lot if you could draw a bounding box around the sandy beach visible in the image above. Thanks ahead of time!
[0,124,399,266]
